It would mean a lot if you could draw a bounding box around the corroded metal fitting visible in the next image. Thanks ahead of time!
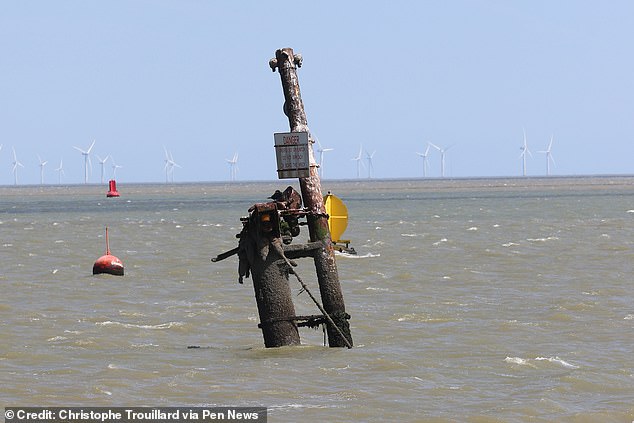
[269,50,303,72]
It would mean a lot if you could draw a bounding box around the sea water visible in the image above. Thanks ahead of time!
[1,177,633,422]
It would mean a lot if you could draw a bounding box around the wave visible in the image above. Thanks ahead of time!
[505,356,579,369]
[526,236,559,242]
[335,252,380,258]
[95,321,184,330]
[130,343,160,348]
[535,356,579,369]
[505,356,532,366]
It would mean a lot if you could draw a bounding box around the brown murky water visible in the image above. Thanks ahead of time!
[2,177,634,422]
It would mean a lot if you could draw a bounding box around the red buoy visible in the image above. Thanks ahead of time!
[93,227,124,276]
[107,179,120,197]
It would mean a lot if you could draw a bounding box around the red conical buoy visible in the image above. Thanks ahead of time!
[93,227,124,276]
[107,179,120,197]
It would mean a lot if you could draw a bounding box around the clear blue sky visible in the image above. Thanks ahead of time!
[1,1,633,184]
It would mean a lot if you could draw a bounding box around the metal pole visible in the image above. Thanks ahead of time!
[270,48,353,347]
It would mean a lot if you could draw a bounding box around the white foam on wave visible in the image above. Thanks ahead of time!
[119,310,146,317]
[335,252,380,259]
[131,343,159,348]
[535,356,579,369]
[624,314,634,320]
[96,321,184,330]
[95,387,112,396]
[527,236,559,242]
[505,356,530,366]
[268,403,335,411]
[433,238,448,246]
[505,356,579,369]
[366,286,389,292]
[502,242,519,247]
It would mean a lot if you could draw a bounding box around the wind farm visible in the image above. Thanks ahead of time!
[0,130,585,185]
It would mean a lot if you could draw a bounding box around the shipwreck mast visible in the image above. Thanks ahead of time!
[212,48,352,349]
[269,48,352,348]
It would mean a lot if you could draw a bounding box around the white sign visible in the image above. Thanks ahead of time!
[274,132,310,179]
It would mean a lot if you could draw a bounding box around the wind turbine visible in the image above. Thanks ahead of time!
[37,155,48,185]
[351,145,365,179]
[163,148,181,182]
[163,148,172,182]
[416,144,431,177]
[315,135,333,179]
[111,158,122,179]
[225,152,239,181]
[366,150,376,179]
[519,129,532,177]
[11,148,24,185]
[168,151,181,182]
[95,154,110,184]
[55,159,65,184]
[538,135,555,176]
[73,140,96,184]
[429,142,451,178]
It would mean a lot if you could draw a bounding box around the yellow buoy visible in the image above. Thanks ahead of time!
[323,192,349,244]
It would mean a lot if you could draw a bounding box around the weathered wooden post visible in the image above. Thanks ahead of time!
[269,48,353,347]
[238,203,301,347]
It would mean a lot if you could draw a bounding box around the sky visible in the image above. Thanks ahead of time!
[1,1,633,185]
